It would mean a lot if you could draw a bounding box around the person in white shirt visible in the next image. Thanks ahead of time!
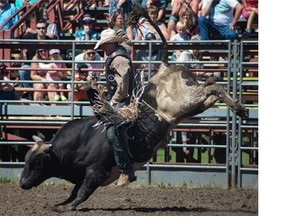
[74,49,104,81]
[198,0,243,40]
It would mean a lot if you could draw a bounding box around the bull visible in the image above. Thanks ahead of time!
[19,4,248,210]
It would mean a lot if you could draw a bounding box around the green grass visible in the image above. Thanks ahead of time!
[0,177,14,184]
[154,147,252,165]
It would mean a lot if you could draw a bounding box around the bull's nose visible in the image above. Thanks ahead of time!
[19,180,31,190]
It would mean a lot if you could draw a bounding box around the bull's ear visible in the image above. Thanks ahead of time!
[37,131,46,140]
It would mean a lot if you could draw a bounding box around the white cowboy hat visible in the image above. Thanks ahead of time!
[94,28,123,50]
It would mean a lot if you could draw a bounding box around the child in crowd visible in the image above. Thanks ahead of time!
[67,63,89,102]
[170,20,191,62]
[46,49,68,101]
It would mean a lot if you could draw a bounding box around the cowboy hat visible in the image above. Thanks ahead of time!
[94,28,123,50]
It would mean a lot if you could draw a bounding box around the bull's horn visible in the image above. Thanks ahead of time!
[32,135,44,152]
[32,135,44,143]
[31,142,52,153]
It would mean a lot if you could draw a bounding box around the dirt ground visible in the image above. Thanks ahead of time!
[0,183,258,216]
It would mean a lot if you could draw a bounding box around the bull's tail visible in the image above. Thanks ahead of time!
[127,3,169,66]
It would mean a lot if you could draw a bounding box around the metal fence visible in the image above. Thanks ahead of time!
[0,39,258,188]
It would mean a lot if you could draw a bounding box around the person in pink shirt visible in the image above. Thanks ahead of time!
[240,0,258,38]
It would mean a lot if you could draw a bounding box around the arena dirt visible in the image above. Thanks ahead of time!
[0,183,257,216]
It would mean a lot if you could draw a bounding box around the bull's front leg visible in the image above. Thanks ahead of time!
[70,165,111,210]
[54,182,82,207]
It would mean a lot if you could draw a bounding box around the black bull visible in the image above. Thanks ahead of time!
[19,103,170,210]
[19,64,248,210]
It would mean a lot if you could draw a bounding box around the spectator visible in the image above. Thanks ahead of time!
[46,49,68,101]
[111,10,125,32]
[167,0,200,38]
[104,10,137,39]
[135,5,169,41]
[170,20,191,62]
[74,14,100,41]
[30,49,58,103]
[198,0,243,40]
[10,50,34,99]
[19,20,51,89]
[67,63,90,102]
[103,0,109,7]
[108,0,136,40]
[0,0,18,31]
[190,34,213,78]
[140,0,167,22]
[37,7,59,39]
[15,0,37,10]
[74,49,104,81]
[0,64,18,100]
[135,32,163,81]
[169,6,199,39]
[9,63,21,85]
[240,0,258,39]
[21,20,50,51]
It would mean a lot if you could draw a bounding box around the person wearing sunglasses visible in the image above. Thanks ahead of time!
[74,14,100,41]
[21,19,50,60]
[74,49,104,81]
[19,20,52,93]
[37,7,59,39]
[30,49,60,103]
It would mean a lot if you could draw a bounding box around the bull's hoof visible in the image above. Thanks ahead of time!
[51,204,68,212]
[204,77,216,86]
[69,205,77,211]
[234,103,249,119]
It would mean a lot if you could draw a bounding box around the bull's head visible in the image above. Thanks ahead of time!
[19,135,53,190]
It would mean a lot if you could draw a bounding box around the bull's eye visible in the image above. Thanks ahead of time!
[30,158,42,170]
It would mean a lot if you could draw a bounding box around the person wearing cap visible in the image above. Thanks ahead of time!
[93,28,138,186]
[74,14,100,41]
[47,49,68,101]
[135,32,163,81]
[74,49,103,81]
[67,63,90,102]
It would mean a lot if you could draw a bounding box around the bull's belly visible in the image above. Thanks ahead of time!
[100,162,146,186]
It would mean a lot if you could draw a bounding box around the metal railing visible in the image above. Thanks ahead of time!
[0,39,258,188]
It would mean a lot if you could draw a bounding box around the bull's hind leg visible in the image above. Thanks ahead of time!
[70,165,111,210]
[204,83,248,118]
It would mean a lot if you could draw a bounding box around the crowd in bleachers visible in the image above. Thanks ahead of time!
[0,0,258,164]
[1,0,258,104]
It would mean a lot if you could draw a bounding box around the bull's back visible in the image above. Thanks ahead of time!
[51,117,112,166]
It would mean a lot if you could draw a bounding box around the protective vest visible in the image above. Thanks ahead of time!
[105,46,138,104]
